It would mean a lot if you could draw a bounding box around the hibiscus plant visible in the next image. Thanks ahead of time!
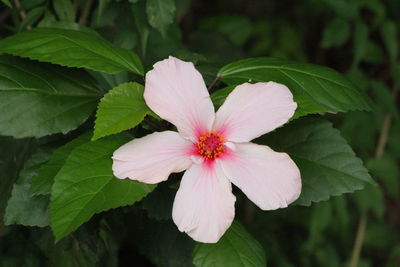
[1,0,397,266]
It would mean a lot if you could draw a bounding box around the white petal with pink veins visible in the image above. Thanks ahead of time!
[213,82,297,142]
[112,131,193,184]
[145,56,215,141]
[220,142,301,210]
[172,163,236,243]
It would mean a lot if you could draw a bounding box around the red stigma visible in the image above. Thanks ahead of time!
[197,131,225,159]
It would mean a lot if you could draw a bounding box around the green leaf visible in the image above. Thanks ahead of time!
[322,0,358,19]
[5,184,49,227]
[146,0,176,37]
[142,182,176,220]
[354,184,384,219]
[132,0,150,56]
[30,133,91,196]
[93,82,150,140]
[217,58,372,118]
[257,117,374,206]
[210,85,235,109]
[1,0,11,8]
[367,155,399,199]
[18,7,45,31]
[0,55,101,138]
[94,0,111,26]
[193,221,266,267]
[0,137,36,217]
[0,28,144,75]
[370,81,398,117]
[37,15,100,36]
[305,201,332,250]
[380,20,398,63]
[321,18,350,48]
[352,22,368,68]
[130,215,195,267]
[53,0,75,21]
[34,228,102,267]
[4,149,52,227]
[199,15,252,46]
[50,135,155,241]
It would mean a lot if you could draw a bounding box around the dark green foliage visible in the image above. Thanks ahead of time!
[0,0,399,266]
[0,55,102,138]
[258,117,374,206]
[50,134,155,241]
[193,221,266,267]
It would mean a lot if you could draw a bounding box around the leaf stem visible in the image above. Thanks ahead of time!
[207,76,220,92]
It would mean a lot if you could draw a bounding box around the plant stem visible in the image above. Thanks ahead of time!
[349,212,367,267]
[375,114,392,158]
[349,109,393,267]
[78,0,94,25]
[13,0,31,29]
[13,0,25,18]
[143,117,163,131]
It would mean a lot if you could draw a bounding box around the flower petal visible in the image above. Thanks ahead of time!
[172,163,236,243]
[145,56,215,141]
[220,142,301,210]
[112,131,193,184]
[213,82,297,142]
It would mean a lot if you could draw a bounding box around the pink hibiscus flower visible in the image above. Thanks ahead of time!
[112,56,301,243]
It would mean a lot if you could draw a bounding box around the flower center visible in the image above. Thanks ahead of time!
[197,131,225,159]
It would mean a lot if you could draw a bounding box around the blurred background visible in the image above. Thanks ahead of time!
[0,0,399,266]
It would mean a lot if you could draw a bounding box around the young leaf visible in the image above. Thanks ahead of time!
[30,133,92,196]
[146,0,176,37]
[50,134,155,241]
[0,28,144,75]
[193,221,266,267]
[93,82,150,140]
[257,117,374,206]
[0,55,101,138]
[218,58,372,118]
